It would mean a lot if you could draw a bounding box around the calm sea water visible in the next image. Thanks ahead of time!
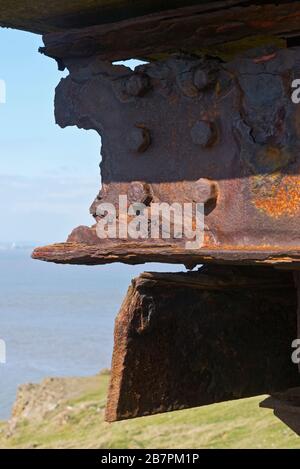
[0,249,183,419]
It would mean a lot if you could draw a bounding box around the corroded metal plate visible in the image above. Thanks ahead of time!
[106,266,299,421]
[33,47,300,267]
[0,0,209,33]
[41,1,299,62]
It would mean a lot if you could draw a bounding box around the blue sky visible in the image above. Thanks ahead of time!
[0,28,105,244]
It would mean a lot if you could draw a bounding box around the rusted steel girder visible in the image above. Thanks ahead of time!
[40,1,300,64]
[3,1,300,48]
[106,265,299,421]
[33,46,300,267]
[0,1,255,35]
[23,3,300,428]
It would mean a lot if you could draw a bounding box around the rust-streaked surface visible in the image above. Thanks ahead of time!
[40,2,300,63]
[0,0,215,34]
[4,0,300,432]
[106,266,299,421]
[1,0,299,49]
[32,241,300,269]
[33,46,300,266]
[4,0,300,434]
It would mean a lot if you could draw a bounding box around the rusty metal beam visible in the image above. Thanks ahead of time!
[0,1,250,35]
[32,46,300,267]
[40,2,300,63]
[4,0,300,436]
[32,241,300,269]
[105,265,299,421]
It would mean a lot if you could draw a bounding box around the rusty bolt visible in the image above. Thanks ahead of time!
[129,125,151,153]
[190,120,216,148]
[128,182,153,206]
[192,178,218,204]
[126,74,150,97]
[193,67,215,91]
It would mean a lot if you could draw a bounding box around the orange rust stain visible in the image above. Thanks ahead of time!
[253,52,276,64]
[253,176,300,218]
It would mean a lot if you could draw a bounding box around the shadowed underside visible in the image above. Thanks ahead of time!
[106,266,300,421]
[0,0,209,33]
[0,1,250,33]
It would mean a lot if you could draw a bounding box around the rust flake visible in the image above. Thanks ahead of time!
[253,175,300,218]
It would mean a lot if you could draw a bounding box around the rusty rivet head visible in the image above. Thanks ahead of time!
[129,125,151,153]
[126,73,150,97]
[190,120,216,148]
[193,67,215,91]
[193,178,218,204]
[128,182,153,206]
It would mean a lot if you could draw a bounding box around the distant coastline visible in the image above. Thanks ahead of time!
[1,370,299,449]
[0,248,180,420]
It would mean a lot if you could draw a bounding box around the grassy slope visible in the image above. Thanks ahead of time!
[0,373,299,449]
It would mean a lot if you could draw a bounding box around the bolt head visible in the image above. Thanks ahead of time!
[126,74,150,97]
[193,178,218,204]
[129,126,151,153]
[191,120,215,147]
[128,182,153,205]
[193,67,215,91]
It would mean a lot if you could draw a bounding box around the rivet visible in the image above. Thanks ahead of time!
[193,178,218,204]
[193,67,215,91]
[126,74,150,97]
[128,182,153,206]
[129,125,151,153]
[190,120,216,148]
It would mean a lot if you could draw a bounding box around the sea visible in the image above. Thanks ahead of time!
[0,246,183,420]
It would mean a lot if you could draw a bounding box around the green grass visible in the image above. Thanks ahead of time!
[0,373,299,449]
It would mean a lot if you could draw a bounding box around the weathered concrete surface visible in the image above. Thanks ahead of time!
[106,266,299,421]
